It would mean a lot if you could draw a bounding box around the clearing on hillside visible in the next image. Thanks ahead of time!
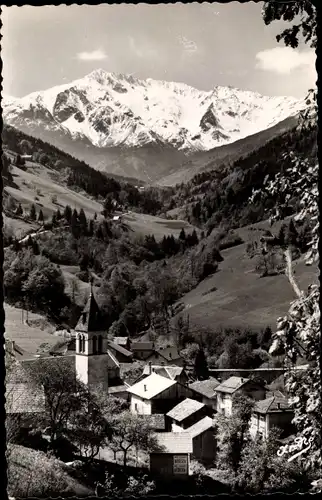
[175,219,318,332]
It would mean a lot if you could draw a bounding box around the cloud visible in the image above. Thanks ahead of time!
[178,35,198,54]
[77,49,108,61]
[255,47,315,75]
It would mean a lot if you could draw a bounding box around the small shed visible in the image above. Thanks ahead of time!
[131,341,155,360]
[150,432,192,478]
[166,398,207,431]
[185,416,216,463]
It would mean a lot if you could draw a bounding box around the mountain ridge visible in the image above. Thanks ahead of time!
[3,69,305,183]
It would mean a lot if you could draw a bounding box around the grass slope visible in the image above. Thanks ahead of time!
[4,303,57,355]
[176,219,318,332]
[8,445,93,498]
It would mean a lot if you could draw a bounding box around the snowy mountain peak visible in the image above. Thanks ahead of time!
[3,70,305,154]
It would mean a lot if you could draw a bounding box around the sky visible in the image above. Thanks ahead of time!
[1,3,316,99]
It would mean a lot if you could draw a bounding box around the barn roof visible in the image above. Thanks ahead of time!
[154,346,181,362]
[127,372,176,399]
[254,396,293,414]
[166,398,205,422]
[215,376,264,394]
[131,341,155,351]
[154,432,192,454]
[142,365,185,380]
[108,385,129,395]
[185,416,214,438]
[107,341,133,358]
[189,378,220,399]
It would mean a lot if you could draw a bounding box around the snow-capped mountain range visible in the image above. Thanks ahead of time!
[3,69,304,154]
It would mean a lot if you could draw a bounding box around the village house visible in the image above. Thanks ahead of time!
[188,378,220,411]
[215,376,267,416]
[139,363,189,385]
[130,341,155,360]
[107,383,131,401]
[127,372,203,415]
[185,416,216,464]
[249,395,295,440]
[166,398,208,432]
[150,432,192,478]
[107,341,133,363]
[146,346,183,367]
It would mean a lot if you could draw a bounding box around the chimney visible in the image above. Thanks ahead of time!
[149,361,152,375]
[241,378,244,383]
[277,402,281,410]
[144,384,147,392]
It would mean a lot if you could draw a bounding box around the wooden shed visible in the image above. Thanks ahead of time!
[150,433,192,478]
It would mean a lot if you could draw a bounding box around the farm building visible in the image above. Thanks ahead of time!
[128,373,202,415]
[130,341,155,360]
[215,376,267,416]
[188,378,220,410]
[249,395,295,440]
[107,384,131,401]
[166,398,208,432]
[150,433,192,478]
[185,416,216,464]
[107,341,133,363]
[147,346,183,367]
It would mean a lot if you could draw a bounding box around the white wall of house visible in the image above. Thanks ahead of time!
[216,393,233,416]
[250,413,268,438]
[172,422,184,433]
[130,395,152,414]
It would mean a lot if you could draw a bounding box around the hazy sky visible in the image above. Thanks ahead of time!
[1,3,316,99]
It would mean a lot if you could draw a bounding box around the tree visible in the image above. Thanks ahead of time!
[71,208,79,238]
[16,203,23,216]
[252,7,320,469]
[5,195,17,213]
[38,209,44,222]
[108,411,159,467]
[194,345,209,380]
[64,204,72,224]
[179,228,186,241]
[78,208,87,234]
[30,203,37,221]
[262,1,317,49]
[215,394,254,475]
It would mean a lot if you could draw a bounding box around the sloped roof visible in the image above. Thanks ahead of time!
[6,383,46,414]
[254,396,293,414]
[185,416,214,438]
[107,350,120,368]
[189,378,220,399]
[127,372,176,399]
[142,365,185,380]
[107,341,133,358]
[154,432,193,454]
[131,341,155,351]
[152,346,181,362]
[266,390,285,399]
[108,385,129,394]
[215,376,251,394]
[167,398,205,422]
[75,292,101,333]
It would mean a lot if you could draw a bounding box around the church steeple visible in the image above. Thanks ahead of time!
[75,278,101,333]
